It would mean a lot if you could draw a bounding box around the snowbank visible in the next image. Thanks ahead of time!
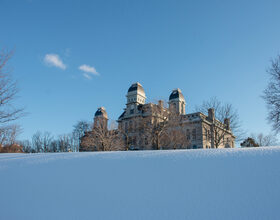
[0,147,280,220]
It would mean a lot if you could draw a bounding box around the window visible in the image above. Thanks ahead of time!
[128,136,132,145]
[186,129,190,140]
[145,137,148,145]
[192,129,196,140]
[125,122,128,132]
[130,105,135,114]
[204,128,208,140]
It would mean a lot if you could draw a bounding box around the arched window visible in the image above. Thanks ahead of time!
[130,105,134,114]
[181,102,184,113]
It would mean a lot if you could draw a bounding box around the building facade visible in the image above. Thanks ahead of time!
[80,82,235,151]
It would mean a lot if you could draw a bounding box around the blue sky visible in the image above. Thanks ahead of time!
[1,0,280,140]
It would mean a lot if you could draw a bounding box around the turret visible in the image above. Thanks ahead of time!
[126,82,146,115]
[168,88,186,114]
[94,107,108,130]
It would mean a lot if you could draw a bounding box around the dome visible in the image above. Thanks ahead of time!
[127,82,145,94]
[94,107,108,118]
[169,88,185,101]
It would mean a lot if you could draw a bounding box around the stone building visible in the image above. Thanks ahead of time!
[80,82,235,151]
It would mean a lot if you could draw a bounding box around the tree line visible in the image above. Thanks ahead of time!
[19,121,90,153]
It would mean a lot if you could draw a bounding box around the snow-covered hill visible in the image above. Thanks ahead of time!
[1,147,280,220]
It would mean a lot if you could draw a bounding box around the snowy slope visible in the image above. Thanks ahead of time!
[0,147,280,220]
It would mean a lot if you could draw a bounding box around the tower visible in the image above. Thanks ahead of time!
[126,82,146,115]
[168,88,186,114]
[94,107,108,130]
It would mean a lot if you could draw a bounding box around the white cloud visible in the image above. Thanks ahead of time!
[83,73,92,80]
[44,54,66,70]
[79,64,99,78]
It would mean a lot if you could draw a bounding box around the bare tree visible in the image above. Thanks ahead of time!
[80,120,123,151]
[106,120,123,151]
[161,114,190,149]
[263,55,280,133]
[0,124,21,147]
[0,49,24,124]
[50,140,59,152]
[139,101,190,150]
[195,97,244,144]
[91,123,108,151]
[19,140,32,153]
[207,120,231,148]
[42,132,53,152]
[139,102,170,150]
[32,131,43,152]
[58,134,72,152]
[31,131,53,152]
[92,120,120,151]
[0,49,24,149]
[251,133,278,146]
[72,120,90,152]
[118,125,130,150]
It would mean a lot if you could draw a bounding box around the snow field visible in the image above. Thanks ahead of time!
[0,147,280,220]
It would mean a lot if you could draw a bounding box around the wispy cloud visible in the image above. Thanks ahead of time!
[44,54,66,70]
[83,73,92,80]
[79,64,99,79]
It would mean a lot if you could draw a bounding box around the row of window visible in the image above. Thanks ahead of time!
[122,121,198,141]
[186,129,197,140]
[128,97,144,103]
[128,136,149,146]
[204,129,211,141]
[123,121,140,132]
[123,125,198,141]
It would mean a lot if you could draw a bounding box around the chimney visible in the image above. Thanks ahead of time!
[224,118,230,130]
[208,108,215,122]
[158,100,164,108]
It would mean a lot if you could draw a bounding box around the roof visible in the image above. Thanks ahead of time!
[169,88,185,101]
[118,111,126,119]
[128,82,145,94]
[94,107,108,118]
